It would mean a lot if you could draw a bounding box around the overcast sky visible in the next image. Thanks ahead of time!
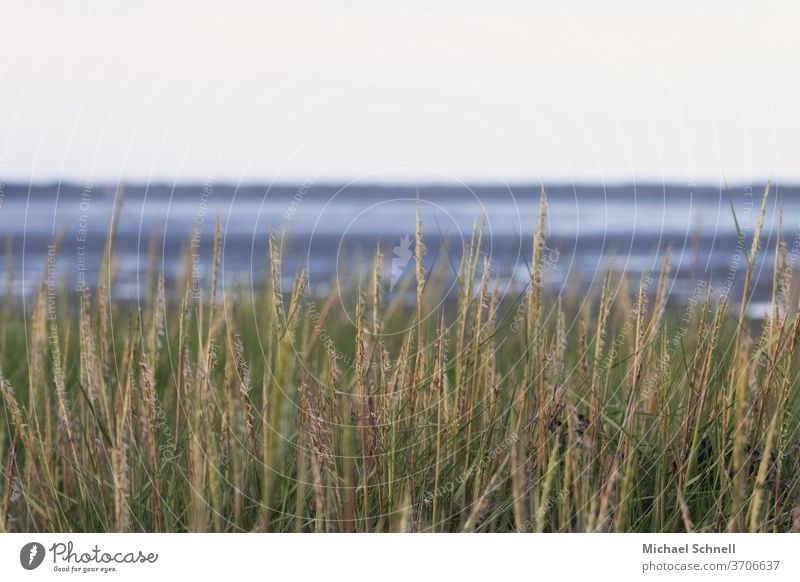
[1,0,798,185]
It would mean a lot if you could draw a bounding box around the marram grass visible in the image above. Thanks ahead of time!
[1,187,799,533]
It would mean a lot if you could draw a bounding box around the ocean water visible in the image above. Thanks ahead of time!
[0,182,795,317]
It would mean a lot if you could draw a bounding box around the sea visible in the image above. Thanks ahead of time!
[0,182,796,319]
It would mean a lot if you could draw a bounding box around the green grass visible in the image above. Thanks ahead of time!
[1,186,799,532]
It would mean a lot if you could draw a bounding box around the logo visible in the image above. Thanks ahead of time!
[20,542,46,570]
[390,234,413,291]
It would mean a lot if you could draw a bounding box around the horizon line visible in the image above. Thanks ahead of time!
[2,179,786,190]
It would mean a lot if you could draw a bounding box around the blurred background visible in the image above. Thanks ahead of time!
[1,1,798,314]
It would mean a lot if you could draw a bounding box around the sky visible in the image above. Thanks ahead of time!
[0,0,798,185]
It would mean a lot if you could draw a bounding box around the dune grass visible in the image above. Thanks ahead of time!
[1,186,799,532]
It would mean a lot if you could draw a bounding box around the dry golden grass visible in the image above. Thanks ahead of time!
[1,186,799,532]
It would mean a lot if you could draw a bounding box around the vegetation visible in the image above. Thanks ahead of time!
[1,186,799,532]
